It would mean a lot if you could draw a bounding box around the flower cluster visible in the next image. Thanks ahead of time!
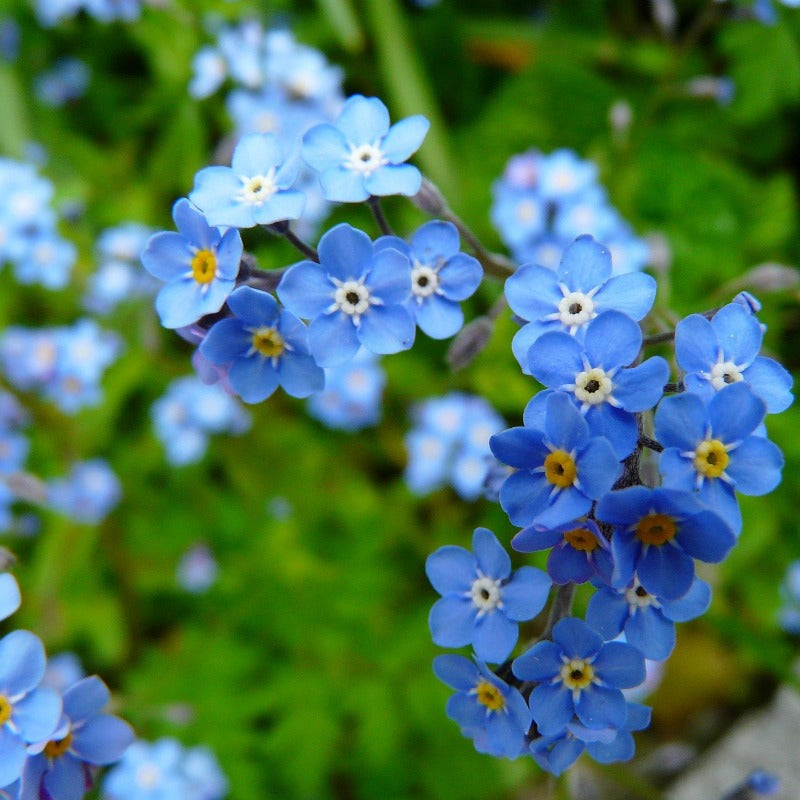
[34,0,141,27]
[427,234,792,773]
[0,158,76,290]
[490,148,650,275]
[102,738,228,800]
[0,320,122,414]
[151,376,251,467]
[405,393,504,500]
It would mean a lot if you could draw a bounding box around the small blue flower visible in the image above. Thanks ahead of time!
[426,527,552,663]
[595,487,736,601]
[505,236,656,371]
[537,149,598,201]
[675,302,793,413]
[489,392,620,528]
[103,739,186,800]
[654,382,784,534]
[302,95,429,202]
[586,577,711,660]
[199,286,324,403]
[141,198,242,330]
[0,630,62,786]
[22,676,134,800]
[47,460,121,524]
[527,311,670,458]
[189,133,305,228]
[511,519,613,586]
[277,223,415,367]
[513,617,645,736]
[375,221,482,339]
[433,655,531,759]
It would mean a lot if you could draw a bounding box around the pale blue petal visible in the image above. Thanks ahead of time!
[575,685,627,730]
[557,235,611,291]
[365,163,422,197]
[426,546,475,594]
[43,755,84,800]
[489,427,548,470]
[0,631,46,697]
[638,544,694,601]
[277,261,334,319]
[586,589,628,640]
[12,687,61,743]
[320,167,368,203]
[742,356,794,413]
[502,566,551,621]
[575,438,620,499]
[708,382,765,441]
[301,123,349,172]
[499,470,553,527]
[593,272,656,321]
[62,676,109,722]
[504,264,561,320]
[584,311,642,368]
[433,654,479,690]
[381,115,430,162]
[429,596,476,648]
[528,331,584,387]
[624,608,675,660]
[711,303,762,364]
[308,312,360,367]
[228,356,280,403]
[277,353,325,398]
[512,641,561,681]
[472,527,511,579]
[613,357,669,412]
[318,224,373,281]
[336,95,390,143]
[530,682,574,735]
[473,612,518,663]
[356,305,415,354]
[654,393,707,451]
[414,295,463,339]
[726,436,783,495]
[675,510,734,563]
[661,578,711,622]
[675,314,717,373]
[0,575,20,622]
[437,254,483,301]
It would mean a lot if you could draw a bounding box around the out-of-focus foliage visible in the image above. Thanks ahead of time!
[2,0,800,798]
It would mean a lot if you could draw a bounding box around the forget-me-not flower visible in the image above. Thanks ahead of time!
[426,527,551,663]
[302,95,429,202]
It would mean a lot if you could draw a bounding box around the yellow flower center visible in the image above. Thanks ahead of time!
[636,512,677,546]
[693,439,729,479]
[44,732,73,759]
[560,659,595,690]
[251,327,285,358]
[0,695,11,725]
[544,450,576,488]
[564,526,600,552]
[475,680,505,712]
[191,249,217,285]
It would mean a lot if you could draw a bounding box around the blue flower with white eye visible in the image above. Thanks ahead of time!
[595,487,735,601]
[489,392,620,529]
[489,184,546,249]
[654,382,784,534]
[527,311,670,459]
[301,95,429,202]
[586,576,711,661]
[375,221,482,339]
[675,302,793,413]
[511,518,613,586]
[22,676,134,800]
[277,223,415,367]
[189,133,305,228]
[426,527,552,663]
[199,286,324,404]
[505,235,656,371]
[433,655,530,759]
[537,149,598,201]
[141,198,242,330]
[0,630,62,786]
[513,617,645,736]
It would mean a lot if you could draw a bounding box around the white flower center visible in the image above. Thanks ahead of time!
[238,170,278,205]
[333,279,372,317]
[709,359,744,391]
[135,764,162,790]
[574,367,614,405]
[625,582,659,609]
[516,199,539,223]
[557,290,596,330]
[470,575,502,614]
[346,143,386,176]
[411,263,439,299]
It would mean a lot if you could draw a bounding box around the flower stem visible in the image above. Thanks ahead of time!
[367,195,394,236]
[266,221,319,262]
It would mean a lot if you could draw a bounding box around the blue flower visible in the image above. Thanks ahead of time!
[199,286,324,403]
[189,133,305,228]
[141,199,242,330]
[426,527,552,663]
[22,676,134,800]
[0,574,20,623]
[277,223,415,367]
[654,382,784,534]
[375,221,482,339]
[675,302,793,414]
[505,236,656,371]
[489,392,620,528]
[586,577,711,660]
[103,739,186,800]
[47,460,121,524]
[511,519,613,586]
[537,149,598,201]
[513,617,645,735]
[527,311,670,458]
[301,95,429,202]
[595,487,736,601]
[0,630,62,786]
[433,655,531,759]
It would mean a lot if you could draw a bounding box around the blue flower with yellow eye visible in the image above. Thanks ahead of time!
[302,95,429,202]
[199,286,324,403]
[513,617,645,736]
[595,487,735,601]
[526,311,669,459]
[489,392,620,529]
[654,382,784,534]
[141,199,242,330]
[426,527,551,663]
[189,133,305,228]
[675,302,793,414]
[433,654,530,759]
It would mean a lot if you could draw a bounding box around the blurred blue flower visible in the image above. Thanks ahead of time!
[302,95,429,202]
[43,653,85,693]
[47,459,121,524]
[34,58,90,107]
[176,545,218,594]
[426,527,551,663]
[0,574,20,623]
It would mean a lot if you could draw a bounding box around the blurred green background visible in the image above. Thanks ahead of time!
[2,0,800,797]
